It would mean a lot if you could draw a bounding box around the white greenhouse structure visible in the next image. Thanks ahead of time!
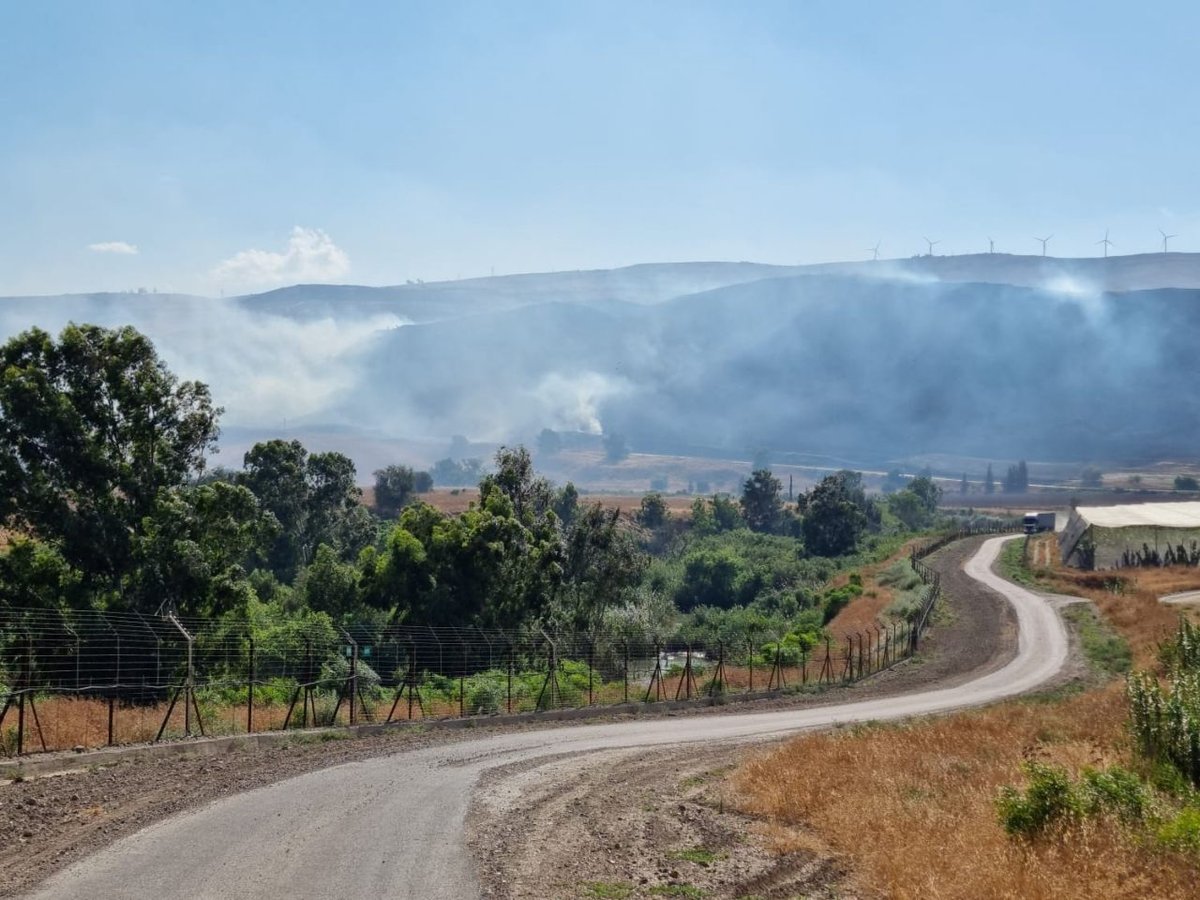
[1059,502,1200,570]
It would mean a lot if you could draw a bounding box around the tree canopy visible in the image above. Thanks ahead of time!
[741,469,783,533]
[801,470,878,556]
[0,324,221,593]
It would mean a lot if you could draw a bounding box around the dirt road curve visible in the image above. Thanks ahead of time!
[25,536,1067,900]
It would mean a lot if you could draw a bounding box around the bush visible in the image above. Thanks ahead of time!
[1078,766,1150,823]
[997,762,1081,837]
[466,675,506,715]
[1157,807,1200,852]
[997,763,1151,838]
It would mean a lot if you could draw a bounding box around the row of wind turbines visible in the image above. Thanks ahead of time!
[865,229,1182,260]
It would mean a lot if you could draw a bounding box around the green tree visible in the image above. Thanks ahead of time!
[888,491,928,530]
[239,440,364,580]
[0,324,221,595]
[907,475,943,513]
[1081,467,1104,488]
[711,494,743,532]
[372,464,431,518]
[690,497,716,535]
[129,482,277,616]
[801,471,874,557]
[480,445,553,524]
[299,543,361,620]
[678,547,744,611]
[1174,475,1199,491]
[554,503,646,630]
[741,469,783,533]
[553,482,581,529]
[0,537,89,612]
[431,457,483,487]
[637,492,669,529]
[1004,461,1030,493]
[985,463,996,495]
[960,473,969,495]
[363,487,564,629]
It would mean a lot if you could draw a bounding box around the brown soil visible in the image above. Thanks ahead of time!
[470,746,873,900]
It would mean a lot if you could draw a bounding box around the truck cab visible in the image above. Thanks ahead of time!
[1023,511,1056,534]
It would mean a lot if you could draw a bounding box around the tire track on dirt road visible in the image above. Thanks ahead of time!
[24,536,1067,900]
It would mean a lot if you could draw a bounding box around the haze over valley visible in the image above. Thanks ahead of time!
[4,251,1200,483]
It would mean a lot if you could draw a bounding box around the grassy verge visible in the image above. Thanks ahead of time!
[1062,604,1132,677]
[998,537,1039,587]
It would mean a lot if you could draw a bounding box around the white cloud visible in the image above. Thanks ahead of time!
[88,241,138,255]
[213,227,350,286]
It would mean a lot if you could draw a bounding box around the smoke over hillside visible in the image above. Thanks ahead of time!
[2,253,1199,472]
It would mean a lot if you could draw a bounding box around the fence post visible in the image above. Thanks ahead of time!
[747,631,754,692]
[102,613,120,747]
[246,633,255,734]
[350,634,359,726]
[458,632,466,718]
[623,638,630,703]
[587,637,594,706]
[17,635,28,755]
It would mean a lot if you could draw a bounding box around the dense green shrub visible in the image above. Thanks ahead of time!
[997,763,1149,838]
[1157,807,1200,852]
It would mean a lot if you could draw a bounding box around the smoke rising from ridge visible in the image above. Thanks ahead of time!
[3,253,1200,472]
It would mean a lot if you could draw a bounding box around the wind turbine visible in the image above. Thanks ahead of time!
[1096,229,1113,258]
[923,236,940,256]
[987,237,995,254]
[1160,228,1177,252]
[1034,234,1053,256]
[866,241,881,261]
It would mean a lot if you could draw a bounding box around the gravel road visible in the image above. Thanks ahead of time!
[24,536,1067,900]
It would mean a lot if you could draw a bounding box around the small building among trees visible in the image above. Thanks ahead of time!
[1059,502,1200,570]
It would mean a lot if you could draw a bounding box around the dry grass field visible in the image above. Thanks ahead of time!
[373,487,698,520]
[733,535,1200,899]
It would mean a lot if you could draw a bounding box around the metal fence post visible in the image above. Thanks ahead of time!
[587,637,594,706]
[247,633,255,734]
[623,638,630,703]
[747,631,755,693]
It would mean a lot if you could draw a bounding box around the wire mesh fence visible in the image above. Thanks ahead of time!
[0,608,931,756]
[0,529,1000,757]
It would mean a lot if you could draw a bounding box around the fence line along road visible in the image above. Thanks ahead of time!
[25,534,1065,900]
[0,525,1005,756]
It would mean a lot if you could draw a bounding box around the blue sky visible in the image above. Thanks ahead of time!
[2,1,1198,295]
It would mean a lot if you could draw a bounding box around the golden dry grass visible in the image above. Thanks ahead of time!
[734,686,1198,899]
[1025,532,1200,668]
[732,535,1200,899]
[363,488,697,520]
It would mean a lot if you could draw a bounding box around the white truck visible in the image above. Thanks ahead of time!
[1023,511,1056,534]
